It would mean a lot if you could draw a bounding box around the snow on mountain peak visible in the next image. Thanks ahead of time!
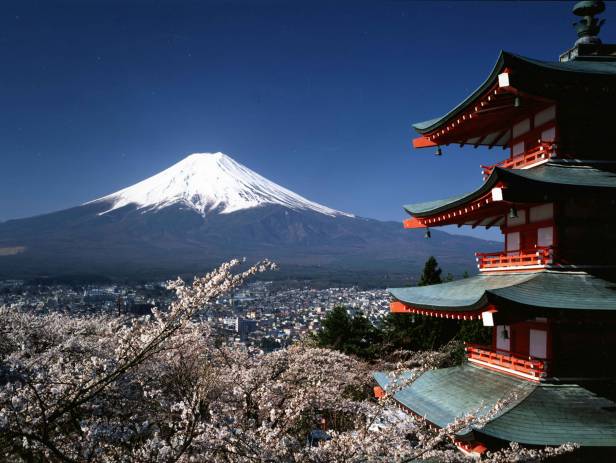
[91,152,353,218]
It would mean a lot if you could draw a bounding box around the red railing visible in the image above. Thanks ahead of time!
[475,245,553,271]
[465,342,548,381]
[482,142,555,179]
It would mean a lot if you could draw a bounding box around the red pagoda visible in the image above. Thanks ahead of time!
[375,1,616,458]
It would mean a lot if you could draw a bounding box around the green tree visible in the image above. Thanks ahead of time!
[418,256,442,286]
[316,306,351,349]
[315,306,381,359]
[381,312,461,352]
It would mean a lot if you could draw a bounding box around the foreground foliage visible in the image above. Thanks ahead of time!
[0,260,575,462]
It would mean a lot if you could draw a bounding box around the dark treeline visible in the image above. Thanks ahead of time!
[314,256,491,360]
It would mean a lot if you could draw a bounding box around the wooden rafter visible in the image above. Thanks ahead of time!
[489,128,510,149]
[471,218,484,229]
[473,133,488,148]
[484,216,503,230]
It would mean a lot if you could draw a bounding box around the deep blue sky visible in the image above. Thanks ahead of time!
[2,1,615,240]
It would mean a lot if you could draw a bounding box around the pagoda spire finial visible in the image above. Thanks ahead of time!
[573,1,606,45]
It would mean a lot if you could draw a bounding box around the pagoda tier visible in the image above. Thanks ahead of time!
[374,365,616,451]
[389,270,616,380]
[411,51,616,162]
[403,161,616,272]
[403,161,616,228]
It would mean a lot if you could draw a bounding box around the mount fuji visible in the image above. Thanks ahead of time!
[91,152,354,219]
[0,153,496,284]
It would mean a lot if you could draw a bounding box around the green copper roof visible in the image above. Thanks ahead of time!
[375,364,535,430]
[389,273,536,311]
[404,192,483,217]
[483,383,616,446]
[374,364,616,447]
[413,51,616,134]
[498,161,616,189]
[403,161,616,217]
[403,193,472,216]
[388,271,616,312]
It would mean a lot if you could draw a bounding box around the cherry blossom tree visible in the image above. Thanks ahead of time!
[0,259,576,462]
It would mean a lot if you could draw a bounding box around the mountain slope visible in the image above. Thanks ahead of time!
[91,152,352,218]
[0,153,498,283]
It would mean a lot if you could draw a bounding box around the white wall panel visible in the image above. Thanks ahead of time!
[496,325,511,352]
[529,329,547,359]
[530,203,553,222]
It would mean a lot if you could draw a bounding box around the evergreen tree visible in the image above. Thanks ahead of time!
[314,306,381,359]
[382,311,460,351]
[315,306,351,349]
[418,256,442,286]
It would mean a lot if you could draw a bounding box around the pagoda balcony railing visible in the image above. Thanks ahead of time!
[465,342,548,381]
[481,142,555,180]
[475,245,554,271]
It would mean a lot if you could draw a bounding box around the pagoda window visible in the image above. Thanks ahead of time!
[534,105,556,128]
[496,325,511,352]
[529,329,548,359]
[529,203,553,222]
[537,226,554,248]
[512,141,525,156]
[506,232,520,255]
[512,118,531,139]
[541,126,556,143]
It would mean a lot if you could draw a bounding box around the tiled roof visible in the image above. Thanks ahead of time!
[388,271,616,312]
[374,364,616,447]
[413,51,616,134]
[483,383,616,446]
[403,162,616,218]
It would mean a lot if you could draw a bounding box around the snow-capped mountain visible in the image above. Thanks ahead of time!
[91,152,353,218]
[0,152,498,282]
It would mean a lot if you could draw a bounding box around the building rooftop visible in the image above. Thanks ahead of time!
[375,364,616,447]
[388,270,616,313]
[413,51,616,136]
[403,161,616,219]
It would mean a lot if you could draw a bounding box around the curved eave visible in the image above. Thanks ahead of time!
[403,162,616,220]
[413,52,508,134]
[481,381,616,447]
[388,273,537,313]
[374,365,616,447]
[413,51,616,135]
[403,173,499,218]
[389,271,616,313]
